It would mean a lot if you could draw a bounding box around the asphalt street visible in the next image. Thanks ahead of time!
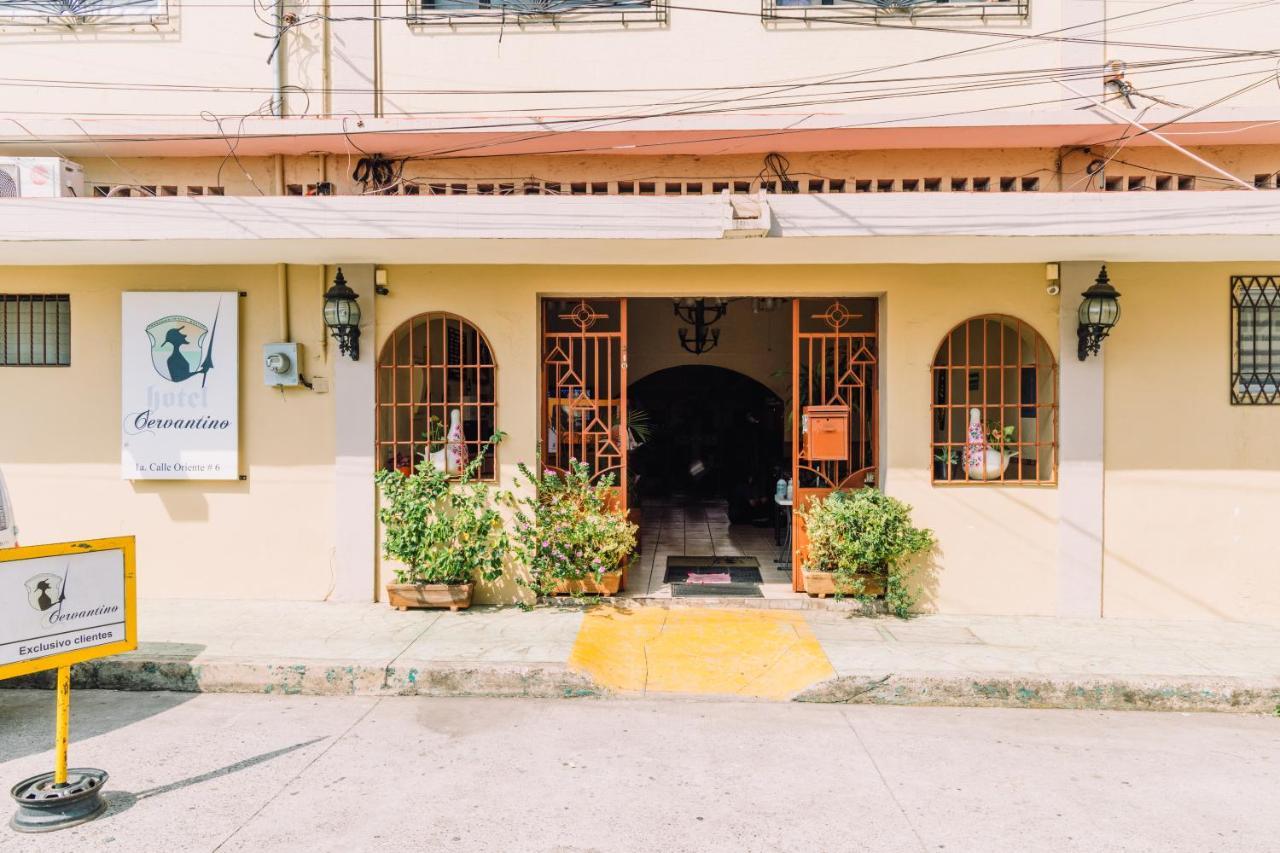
[0,690,1276,852]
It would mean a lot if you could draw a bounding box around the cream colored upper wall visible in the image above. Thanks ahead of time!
[6,0,1280,122]
[1103,262,1280,622]
[0,265,338,600]
[0,0,279,117]
[375,263,1060,614]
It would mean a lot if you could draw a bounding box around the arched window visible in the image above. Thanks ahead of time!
[377,313,498,481]
[931,315,1057,485]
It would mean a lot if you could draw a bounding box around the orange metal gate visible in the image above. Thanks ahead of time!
[540,298,628,513]
[791,298,879,591]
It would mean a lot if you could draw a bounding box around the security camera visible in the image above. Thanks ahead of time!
[1047,283,1061,296]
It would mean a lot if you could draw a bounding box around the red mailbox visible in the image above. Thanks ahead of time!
[804,405,849,461]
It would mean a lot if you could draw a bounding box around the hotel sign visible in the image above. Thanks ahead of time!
[121,292,239,480]
[0,537,137,680]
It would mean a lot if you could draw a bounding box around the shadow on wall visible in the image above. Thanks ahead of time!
[909,546,943,615]
[129,480,249,522]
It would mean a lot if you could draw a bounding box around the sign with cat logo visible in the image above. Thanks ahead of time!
[0,537,136,680]
[121,292,239,480]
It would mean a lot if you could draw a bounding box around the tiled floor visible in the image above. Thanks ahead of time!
[623,500,803,599]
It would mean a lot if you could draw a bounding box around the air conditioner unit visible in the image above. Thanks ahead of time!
[0,157,85,199]
[0,466,16,548]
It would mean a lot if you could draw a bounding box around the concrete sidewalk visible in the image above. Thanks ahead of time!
[5,599,1279,713]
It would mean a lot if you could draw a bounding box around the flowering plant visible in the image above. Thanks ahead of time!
[799,487,934,618]
[375,433,509,586]
[510,458,637,596]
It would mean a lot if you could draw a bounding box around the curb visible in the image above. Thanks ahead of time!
[794,673,1280,714]
[5,657,1278,714]
[0,656,607,700]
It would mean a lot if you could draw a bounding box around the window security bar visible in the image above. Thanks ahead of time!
[407,0,666,26]
[762,0,1028,23]
[0,0,167,25]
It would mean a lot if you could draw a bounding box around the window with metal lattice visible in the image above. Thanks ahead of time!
[377,313,498,481]
[1231,276,1280,405]
[931,315,1057,485]
[0,294,70,367]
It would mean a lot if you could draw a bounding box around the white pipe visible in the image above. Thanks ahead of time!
[1056,79,1257,191]
[372,0,383,118]
[274,0,287,117]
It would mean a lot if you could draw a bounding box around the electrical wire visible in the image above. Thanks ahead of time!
[4,0,1279,168]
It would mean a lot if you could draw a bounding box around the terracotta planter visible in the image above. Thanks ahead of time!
[550,569,623,597]
[386,582,474,612]
[803,570,886,599]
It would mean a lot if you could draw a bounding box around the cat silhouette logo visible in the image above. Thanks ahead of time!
[25,573,63,612]
[145,305,219,385]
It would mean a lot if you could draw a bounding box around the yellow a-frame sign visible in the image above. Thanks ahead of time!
[2,536,136,832]
[1,537,137,680]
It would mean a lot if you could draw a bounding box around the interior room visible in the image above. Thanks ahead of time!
[623,296,794,599]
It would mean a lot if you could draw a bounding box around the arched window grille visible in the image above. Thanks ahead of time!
[931,315,1057,485]
[377,313,498,481]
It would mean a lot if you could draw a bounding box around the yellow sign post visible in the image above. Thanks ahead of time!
[1,537,136,833]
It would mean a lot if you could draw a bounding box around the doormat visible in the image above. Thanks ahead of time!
[682,572,731,584]
[663,557,763,585]
[669,556,761,569]
[671,583,765,598]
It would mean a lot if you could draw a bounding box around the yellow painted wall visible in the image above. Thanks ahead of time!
[1103,263,1280,621]
[0,265,337,600]
[9,260,1275,619]
[375,263,1061,615]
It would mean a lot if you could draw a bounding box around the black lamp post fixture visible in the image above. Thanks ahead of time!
[1077,265,1121,361]
[323,267,362,361]
[674,297,728,355]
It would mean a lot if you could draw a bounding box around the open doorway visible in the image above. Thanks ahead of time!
[624,297,793,598]
[537,295,879,600]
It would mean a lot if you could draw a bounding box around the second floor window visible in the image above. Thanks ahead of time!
[0,0,166,22]
[766,0,1027,20]
[412,0,663,23]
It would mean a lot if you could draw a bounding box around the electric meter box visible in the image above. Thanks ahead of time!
[263,342,302,387]
[803,405,849,462]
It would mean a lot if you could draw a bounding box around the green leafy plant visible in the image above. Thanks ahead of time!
[984,422,1019,456]
[375,433,509,586]
[626,407,654,446]
[799,487,935,618]
[510,459,638,596]
[420,415,447,454]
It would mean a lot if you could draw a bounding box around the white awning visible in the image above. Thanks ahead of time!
[2,192,1279,265]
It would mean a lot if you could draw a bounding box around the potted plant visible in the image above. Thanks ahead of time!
[419,415,447,474]
[375,433,508,611]
[798,487,934,618]
[511,459,638,597]
[934,448,961,482]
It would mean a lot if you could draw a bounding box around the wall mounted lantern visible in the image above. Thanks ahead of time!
[674,297,728,355]
[323,267,362,361]
[1077,265,1121,361]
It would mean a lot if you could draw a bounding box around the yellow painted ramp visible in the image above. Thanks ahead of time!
[569,607,835,700]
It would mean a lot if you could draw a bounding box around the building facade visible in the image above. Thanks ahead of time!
[2,0,1279,620]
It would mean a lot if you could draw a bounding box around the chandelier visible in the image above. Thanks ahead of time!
[673,298,728,355]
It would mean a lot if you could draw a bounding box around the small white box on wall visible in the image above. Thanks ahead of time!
[263,342,302,387]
